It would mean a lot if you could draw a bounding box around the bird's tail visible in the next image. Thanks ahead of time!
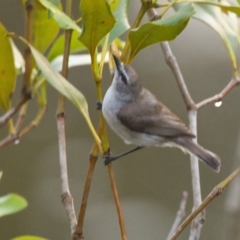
[175,137,221,172]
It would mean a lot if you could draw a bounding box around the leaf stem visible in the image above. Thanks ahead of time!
[121,3,148,62]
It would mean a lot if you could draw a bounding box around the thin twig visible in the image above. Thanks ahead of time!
[0,105,46,149]
[56,3,76,232]
[57,115,77,234]
[108,163,128,240]
[160,42,196,110]
[73,124,103,240]
[222,128,240,240]
[23,0,33,92]
[196,77,240,109]
[166,191,188,240]
[91,49,128,239]
[0,134,18,149]
[0,94,31,128]
[147,8,195,110]
[170,166,240,240]
[147,7,203,240]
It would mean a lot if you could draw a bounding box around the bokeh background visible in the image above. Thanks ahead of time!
[1,1,240,239]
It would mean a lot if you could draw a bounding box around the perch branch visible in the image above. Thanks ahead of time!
[90,48,128,239]
[170,166,240,240]
[196,76,240,109]
[166,191,188,240]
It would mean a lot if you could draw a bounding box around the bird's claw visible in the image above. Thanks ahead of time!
[96,101,102,110]
[103,155,114,165]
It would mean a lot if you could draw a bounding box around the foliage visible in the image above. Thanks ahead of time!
[1,0,240,239]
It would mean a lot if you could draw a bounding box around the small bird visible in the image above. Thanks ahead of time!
[102,55,221,172]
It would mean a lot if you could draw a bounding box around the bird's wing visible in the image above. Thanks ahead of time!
[117,91,194,138]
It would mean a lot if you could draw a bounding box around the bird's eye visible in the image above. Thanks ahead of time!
[120,73,127,84]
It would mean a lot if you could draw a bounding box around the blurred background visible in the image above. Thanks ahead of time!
[1,0,240,239]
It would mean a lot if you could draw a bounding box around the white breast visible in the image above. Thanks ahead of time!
[102,86,166,146]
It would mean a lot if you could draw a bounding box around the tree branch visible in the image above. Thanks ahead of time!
[196,76,240,109]
[108,163,128,240]
[56,2,76,233]
[222,128,240,240]
[0,93,31,128]
[146,7,203,240]
[166,191,188,240]
[73,124,103,240]
[170,166,240,240]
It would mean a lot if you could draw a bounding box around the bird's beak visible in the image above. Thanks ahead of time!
[112,54,122,73]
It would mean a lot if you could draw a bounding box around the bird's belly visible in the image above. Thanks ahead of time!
[103,99,165,146]
[102,87,166,146]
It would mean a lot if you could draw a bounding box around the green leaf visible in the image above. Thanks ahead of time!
[11,236,47,240]
[173,1,239,69]
[0,23,16,112]
[0,193,27,217]
[177,0,240,16]
[108,0,130,44]
[48,30,86,62]
[79,0,116,58]
[38,0,81,32]
[32,0,60,53]
[128,4,195,63]
[18,37,101,148]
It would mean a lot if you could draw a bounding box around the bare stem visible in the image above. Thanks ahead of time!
[188,110,204,240]
[89,53,128,239]
[23,0,33,92]
[56,2,76,233]
[160,42,196,110]
[0,94,31,128]
[170,167,240,240]
[222,128,240,240]
[0,105,46,149]
[196,76,240,109]
[73,124,103,240]
[121,3,149,62]
[147,6,203,240]
[166,191,188,240]
[108,163,128,240]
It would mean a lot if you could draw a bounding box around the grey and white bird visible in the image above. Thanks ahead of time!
[102,55,221,172]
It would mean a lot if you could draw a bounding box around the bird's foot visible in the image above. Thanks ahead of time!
[96,101,102,110]
[103,155,117,165]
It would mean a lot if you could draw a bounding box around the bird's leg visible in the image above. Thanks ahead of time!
[96,101,102,110]
[104,146,144,165]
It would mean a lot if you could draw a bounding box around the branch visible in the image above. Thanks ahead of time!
[108,163,128,240]
[146,7,203,239]
[166,191,188,240]
[160,42,196,110]
[0,105,46,149]
[188,110,204,240]
[170,166,240,240]
[23,0,34,91]
[56,3,76,233]
[196,76,240,109]
[222,128,240,240]
[73,124,103,240]
[0,93,31,128]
